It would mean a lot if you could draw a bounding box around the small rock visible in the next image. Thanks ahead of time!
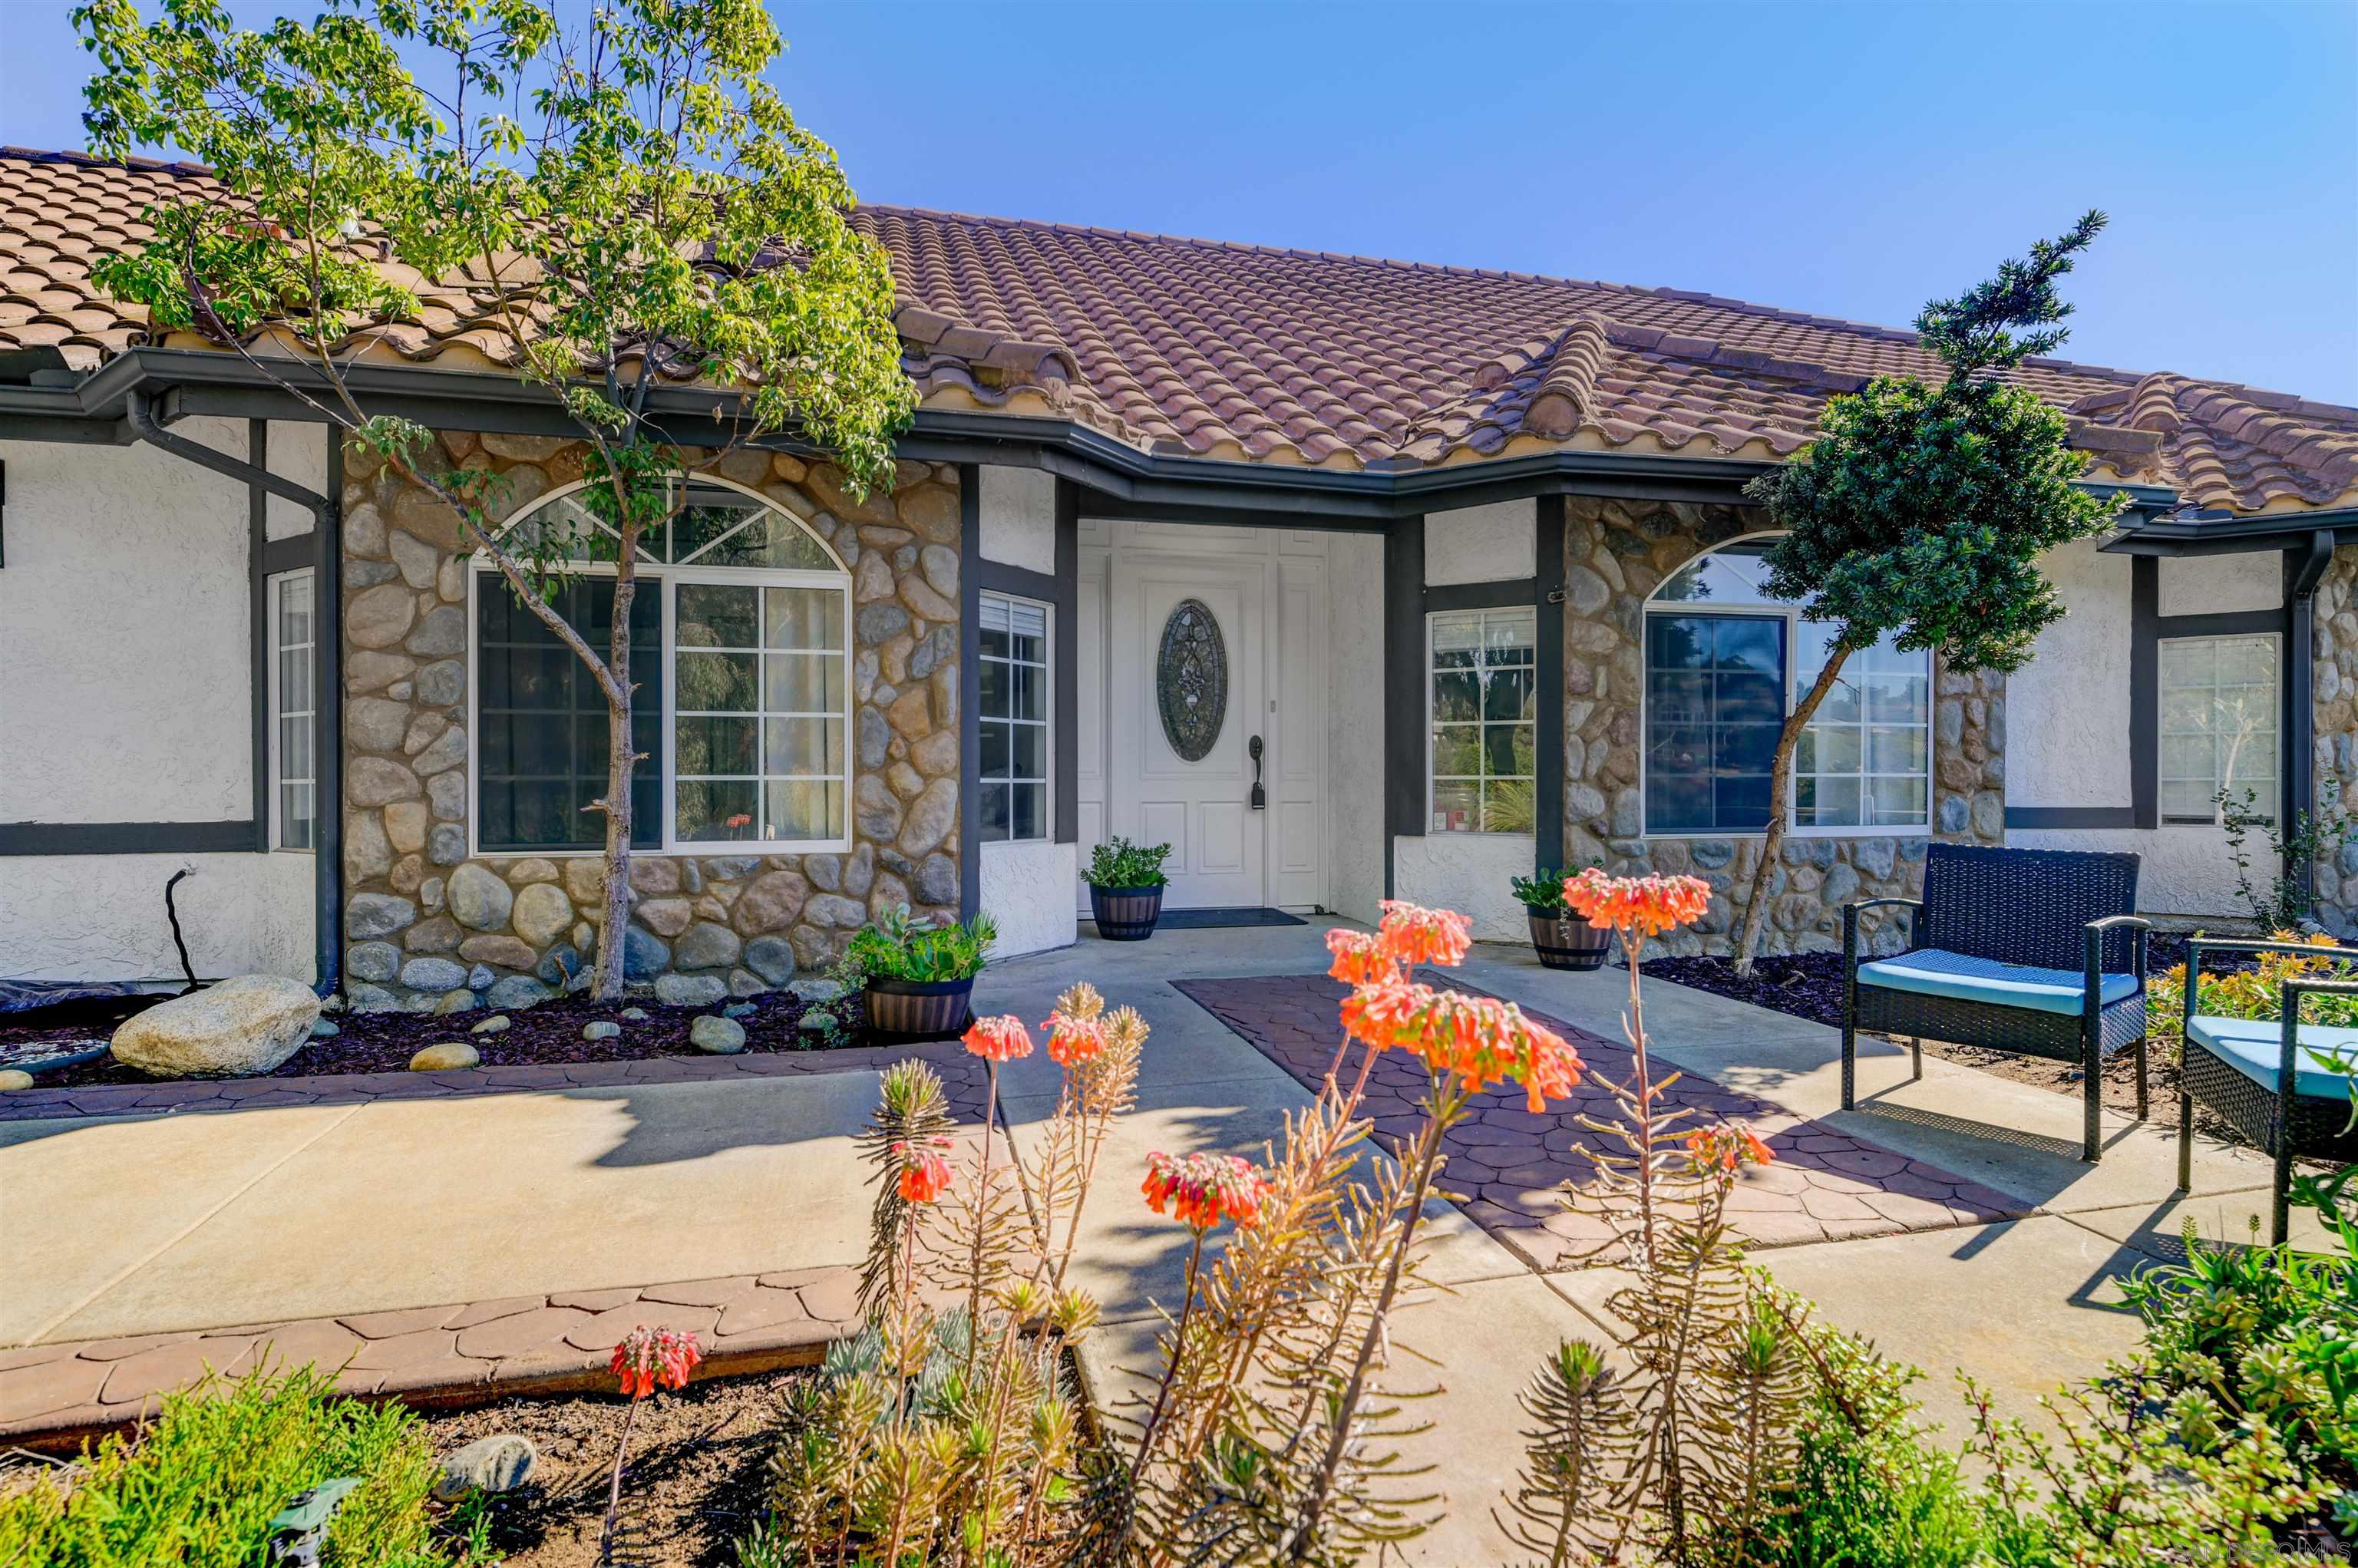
[311,1019,341,1038]
[486,975,553,1011]
[799,1011,837,1032]
[466,964,496,992]
[654,973,729,1008]
[787,979,843,1004]
[433,1434,537,1501]
[722,1002,757,1018]
[689,1015,748,1054]
[409,1041,480,1071]
[619,1006,649,1022]
[0,1069,35,1091]
[433,989,480,1015]
[471,1015,511,1035]
[583,1021,621,1041]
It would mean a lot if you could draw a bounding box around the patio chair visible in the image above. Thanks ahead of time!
[1841,843,2149,1163]
[2176,938,2358,1245]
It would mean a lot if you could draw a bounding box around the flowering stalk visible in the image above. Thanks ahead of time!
[961,1014,1032,1375]
[602,1325,702,1562]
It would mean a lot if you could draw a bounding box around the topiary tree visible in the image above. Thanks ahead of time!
[1731,213,2126,975]
[76,0,914,1001]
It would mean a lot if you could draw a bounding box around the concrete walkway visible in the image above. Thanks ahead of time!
[0,919,2329,1558]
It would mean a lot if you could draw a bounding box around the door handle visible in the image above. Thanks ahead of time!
[1249,735,1266,810]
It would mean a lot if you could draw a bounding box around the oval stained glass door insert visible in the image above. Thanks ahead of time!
[1156,597,1228,762]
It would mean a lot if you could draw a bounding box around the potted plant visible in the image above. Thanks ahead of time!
[1512,866,1612,972]
[1086,837,1174,942]
[841,906,997,1038]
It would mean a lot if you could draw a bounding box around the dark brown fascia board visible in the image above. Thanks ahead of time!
[2106,507,2358,557]
[6,346,2185,523]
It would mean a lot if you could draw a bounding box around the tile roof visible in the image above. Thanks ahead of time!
[6,147,2353,517]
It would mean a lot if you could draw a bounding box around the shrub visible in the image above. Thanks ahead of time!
[1083,836,1173,890]
[0,1365,452,1568]
[838,905,998,985]
[2149,931,2358,1049]
[1511,866,1600,913]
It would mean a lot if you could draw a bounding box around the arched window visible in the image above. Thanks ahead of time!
[1643,535,1930,837]
[471,477,852,855]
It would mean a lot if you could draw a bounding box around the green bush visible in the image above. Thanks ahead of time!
[0,1365,454,1568]
[840,904,997,984]
[1510,866,1599,914]
[1084,836,1172,890]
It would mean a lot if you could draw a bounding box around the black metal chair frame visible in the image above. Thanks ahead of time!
[1840,844,2149,1163]
[2175,938,2358,1245]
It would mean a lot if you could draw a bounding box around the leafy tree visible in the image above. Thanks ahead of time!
[76,0,913,999]
[1731,213,2125,975]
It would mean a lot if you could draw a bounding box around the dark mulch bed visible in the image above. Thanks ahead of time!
[420,1369,798,1568]
[1637,937,2251,1127]
[0,985,870,1092]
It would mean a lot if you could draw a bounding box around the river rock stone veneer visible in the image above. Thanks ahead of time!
[336,434,963,1011]
[1557,496,2006,959]
[2307,546,2358,939]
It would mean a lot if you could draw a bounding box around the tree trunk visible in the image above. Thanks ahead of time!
[591,536,642,1002]
[1730,648,1854,978]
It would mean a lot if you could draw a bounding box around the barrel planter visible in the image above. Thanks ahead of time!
[1527,906,1611,972]
[862,975,976,1038]
[1089,884,1165,942]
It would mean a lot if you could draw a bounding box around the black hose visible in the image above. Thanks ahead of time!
[165,870,203,994]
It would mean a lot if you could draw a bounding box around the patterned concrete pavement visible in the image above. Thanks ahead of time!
[1174,972,2028,1267]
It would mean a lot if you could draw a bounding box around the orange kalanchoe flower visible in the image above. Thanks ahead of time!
[611,1325,702,1399]
[1326,926,1392,988]
[1684,1124,1778,1173]
[1339,981,1585,1111]
[893,1136,955,1203]
[1562,869,1712,939]
[1142,1150,1271,1230]
[1375,900,1473,969]
[963,1013,1034,1063]
[1042,1008,1108,1067]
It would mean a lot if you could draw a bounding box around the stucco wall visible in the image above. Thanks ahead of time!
[2161,550,2280,618]
[1557,496,2002,957]
[979,839,1076,959]
[979,465,1055,573]
[1326,531,1386,925]
[0,427,318,984]
[335,437,963,1009]
[1424,499,1536,586]
[2007,537,2132,810]
[1392,832,1535,941]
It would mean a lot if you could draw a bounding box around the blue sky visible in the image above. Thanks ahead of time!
[6,1,2353,402]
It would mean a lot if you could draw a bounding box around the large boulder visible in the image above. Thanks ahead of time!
[111,975,322,1078]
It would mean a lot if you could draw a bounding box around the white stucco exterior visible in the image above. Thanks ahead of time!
[2009,539,2134,810]
[0,426,317,983]
[2161,550,2280,618]
[979,838,1077,959]
[978,464,1057,574]
[1424,499,1536,586]
[1392,832,1535,942]
[1326,533,1385,924]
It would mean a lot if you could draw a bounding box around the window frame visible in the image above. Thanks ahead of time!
[1639,532,1934,840]
[266,567,316,853]
[2157,631,2281,827]
[466,477,854,859]
[1424,604,1540,837]
[976,589,1054,845]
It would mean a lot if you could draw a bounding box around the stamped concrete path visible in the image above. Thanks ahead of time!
[0,920,2330,1563]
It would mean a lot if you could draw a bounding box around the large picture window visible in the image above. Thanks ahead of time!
[2160,634,2278,823]
[1428,606,1537,834]
[978,592,1051,842]
[1643,536,1932,837]
[266,569,316,851]
[473,480,851,854]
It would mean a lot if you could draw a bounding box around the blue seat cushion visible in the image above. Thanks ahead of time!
[2187,1015,2358,1102]
[1857,947,2140,1017]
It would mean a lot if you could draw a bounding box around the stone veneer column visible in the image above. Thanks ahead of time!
[2308,545,2358,936]
[335,434,963,1010]
[1557,497,2006,959]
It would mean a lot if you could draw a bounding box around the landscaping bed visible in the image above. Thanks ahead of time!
[0,985,864,1092]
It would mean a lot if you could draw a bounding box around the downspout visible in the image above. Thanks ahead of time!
[124,391,345,998]
[2290,530,2334,913]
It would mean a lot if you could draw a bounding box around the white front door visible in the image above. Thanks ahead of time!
[1108,552,1267,909]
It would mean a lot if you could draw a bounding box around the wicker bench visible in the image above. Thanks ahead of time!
[1841,843,2149,1163]
[2176,938,2358,1244]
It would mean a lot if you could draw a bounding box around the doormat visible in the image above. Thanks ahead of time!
[1141,906,1308,930]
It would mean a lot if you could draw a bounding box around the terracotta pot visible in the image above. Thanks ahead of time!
[1527,906,1611,972]
[862,975,976,1038]
[1089,885,1164,942]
